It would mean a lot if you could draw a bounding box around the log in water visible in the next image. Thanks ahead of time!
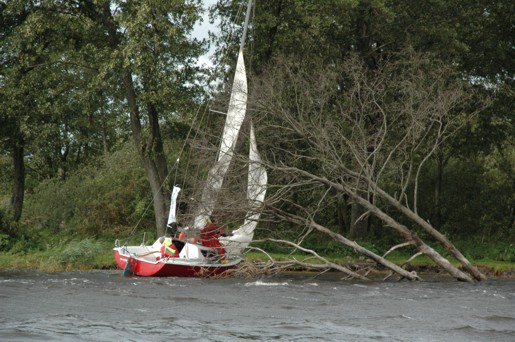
[1,270,514,341]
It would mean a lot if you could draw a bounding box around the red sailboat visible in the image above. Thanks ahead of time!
[113,0,266,277]
[113,236,242,277]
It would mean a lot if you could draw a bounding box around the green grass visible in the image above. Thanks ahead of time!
[473,259,515,272]
[1,239,514,277]
[0,240,117,272]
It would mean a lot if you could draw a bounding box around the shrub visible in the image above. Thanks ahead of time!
[50,238,103,267]
[0,233,10,251]
[21,141,153,236]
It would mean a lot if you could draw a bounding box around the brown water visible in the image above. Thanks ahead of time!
[1,270,514,341]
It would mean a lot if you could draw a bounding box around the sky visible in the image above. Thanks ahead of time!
[192,0,220,67]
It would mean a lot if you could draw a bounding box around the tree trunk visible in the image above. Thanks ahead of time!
[356,0,377,69]
[310,221,419,281]
[290,168,475,282]
[433,145,444,228]
[341,166,486,281]
[98,90,109,158]
[373,185,486,281]
[123,72,169,236]
[336,195,350,235]
[350,202,369,238]
[10,138,25,222]
[345,186,473,282]
[146,102,169,184]
[88,2,170,236]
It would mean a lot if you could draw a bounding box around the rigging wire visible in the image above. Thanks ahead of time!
[126,0,252,240]
[174,0,251,223]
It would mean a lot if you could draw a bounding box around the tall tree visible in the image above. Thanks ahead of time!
[0,2,37,221]
[71,0,205,235]
[0,0,206,236]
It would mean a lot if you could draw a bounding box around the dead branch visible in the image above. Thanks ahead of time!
[402,251,424,265]
[382,242,414,258]
[268,209,420,281]
[277,167,472,282]
[251,53,486,282]
[334,163,486,281]
[262,238,369,281]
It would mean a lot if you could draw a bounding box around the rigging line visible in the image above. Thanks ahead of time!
[172,6,247,192]
[128,0,254,236]
[174,0,252,211]
[163,1,251,192]
[175,101,210,209]
[249,0,256,71]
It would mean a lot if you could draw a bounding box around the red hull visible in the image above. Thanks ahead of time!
[113,250,240,277]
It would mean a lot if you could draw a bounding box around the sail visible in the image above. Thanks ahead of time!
[219,50,248,163]
[167,186,181,227]
[193,48,248,230]
[192,0,265,256]
[220,123,267,255]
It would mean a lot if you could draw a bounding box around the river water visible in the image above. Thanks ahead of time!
[1,270,514,341]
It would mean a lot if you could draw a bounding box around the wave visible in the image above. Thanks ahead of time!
[244,280,289,287]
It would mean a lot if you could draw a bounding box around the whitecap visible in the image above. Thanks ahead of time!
[244,280,289,287]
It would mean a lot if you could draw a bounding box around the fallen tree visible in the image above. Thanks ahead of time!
[246,51,487,281]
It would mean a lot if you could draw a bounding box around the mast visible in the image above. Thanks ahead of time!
[240,0,253,50]
[192,0,254,230]
[218,0,267,255]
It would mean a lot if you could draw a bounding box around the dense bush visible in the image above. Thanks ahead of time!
[21,142,153,237]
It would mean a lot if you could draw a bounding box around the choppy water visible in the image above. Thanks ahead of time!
[1,270,514,341]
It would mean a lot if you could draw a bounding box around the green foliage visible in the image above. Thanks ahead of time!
[497,245,515,263]
[0,233,10,251]
[0,207,37,252]
[49,238,103,267]
[22,141,152,236]
[0,156,12,196]
[457,240,515,262]
[8,235,41,255]
[426,152,514,240]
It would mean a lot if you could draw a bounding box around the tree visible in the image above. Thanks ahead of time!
[250,52,486,281]
[0,1,206,236]
[0,1,39,221]
[71,0,206,236]
[0,0,123,221]
[209,0,513,244]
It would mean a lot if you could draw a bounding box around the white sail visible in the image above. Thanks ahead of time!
[193,48,248,230]
[192,0,265,256]
[167,186,181,227]
[220,123,267,255]
[219,49,248,163]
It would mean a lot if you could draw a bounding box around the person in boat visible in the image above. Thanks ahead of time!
[178,231,198,244]
[200,218,226,256]
[160,237,179,258]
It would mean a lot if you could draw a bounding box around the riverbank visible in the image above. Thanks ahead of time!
[1,249,514,280]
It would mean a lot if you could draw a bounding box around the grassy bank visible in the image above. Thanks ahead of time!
[1,243,513,279]
[0,239,115,272]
